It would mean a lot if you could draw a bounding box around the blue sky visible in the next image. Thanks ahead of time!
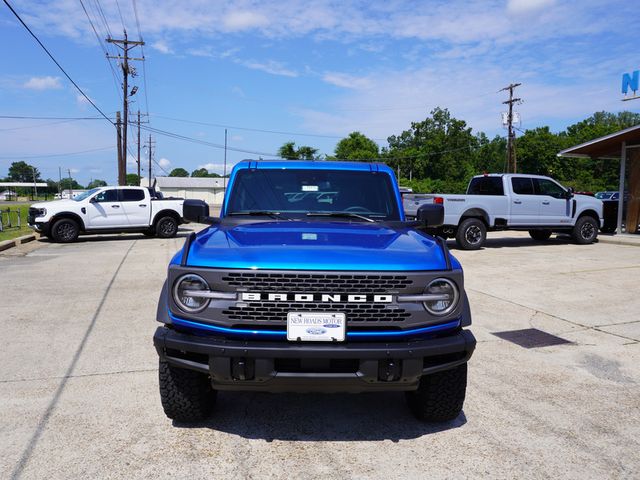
[0,0,638,185]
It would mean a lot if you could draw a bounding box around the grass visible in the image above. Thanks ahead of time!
[0,204,32,242]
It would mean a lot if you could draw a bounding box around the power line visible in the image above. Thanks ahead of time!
[0,115,106,120]
[2,0,114,125]
[150,114,388,142]
[0,118,100,132]
[0,145,114,159]
[131,0,149,118]
[113,0,126,31]
[78,0,123,103]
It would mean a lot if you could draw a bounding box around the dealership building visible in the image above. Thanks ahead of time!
[152,176,226,205]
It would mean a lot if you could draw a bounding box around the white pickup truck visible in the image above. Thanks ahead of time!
[403,174,603,249]
[28,186,185,242]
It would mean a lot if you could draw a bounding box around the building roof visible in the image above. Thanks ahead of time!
[155,176,225,188]
[0,182,48,187]
[557,124,640,159]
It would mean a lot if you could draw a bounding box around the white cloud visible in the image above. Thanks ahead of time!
[507,0,555,15]
[23,76,62,90]
[223,11,269,31]
[70,168,80,174]
[240,59,298,77]
[322,72,371,89]
[230,135,243,142]
[198,162,231,174]
[151,40,173,54]
[158,158,171,169]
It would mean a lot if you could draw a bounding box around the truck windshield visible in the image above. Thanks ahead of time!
[72,188,101,201]
[226,169,401,220]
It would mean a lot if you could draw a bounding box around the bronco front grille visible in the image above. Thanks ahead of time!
[221,272,414,293]
[222,302,411,323]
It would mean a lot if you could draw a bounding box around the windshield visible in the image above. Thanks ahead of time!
[73,188,101,202]
[226,169,401,220]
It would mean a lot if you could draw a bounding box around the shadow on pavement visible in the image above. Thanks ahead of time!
[447,234,584,250]
[174,392,467,441]
[37,231,191,243]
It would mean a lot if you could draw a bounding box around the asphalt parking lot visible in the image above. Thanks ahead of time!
[1,229,639,479]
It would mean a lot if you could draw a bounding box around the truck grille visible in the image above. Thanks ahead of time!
[223,302,411,323]
[221,272,414,293]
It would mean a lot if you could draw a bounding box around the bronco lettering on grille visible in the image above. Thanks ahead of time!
[240,293,393,303]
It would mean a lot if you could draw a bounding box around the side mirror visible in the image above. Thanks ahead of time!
[416,204,444,228]
[183,199,217,225]
[565,187,574,199]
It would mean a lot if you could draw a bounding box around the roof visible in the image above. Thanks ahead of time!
[0,182,48,187]
[155,176,225,189]
[232,160,393,174]
[557,124,640,159]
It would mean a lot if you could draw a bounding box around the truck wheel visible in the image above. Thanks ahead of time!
[159,361,216,422]
[51,218,79,243]
[406,363,467,422]
[572,216,598,244]
[156,216,178,238]
[529,229,552,241]
[455,218,486,250]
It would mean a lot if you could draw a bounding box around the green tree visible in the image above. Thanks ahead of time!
[278,142,319,160]
[87,179,108,189]
[191,168,210,177]
[334,132,379,160]
[169,167,189,177]
[59,178,84,190]
[125,173,140,186]
[8,161,41,182]
[386,107,478,192]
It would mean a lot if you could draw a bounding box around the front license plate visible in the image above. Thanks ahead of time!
[287,312,346,342]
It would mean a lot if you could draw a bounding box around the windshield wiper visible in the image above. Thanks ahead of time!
[306,211,376,223]
[228,210,286,220]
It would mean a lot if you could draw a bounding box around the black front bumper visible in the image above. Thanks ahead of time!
[154,326,476,393]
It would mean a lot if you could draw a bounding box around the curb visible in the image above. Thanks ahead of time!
[0,233,37,252]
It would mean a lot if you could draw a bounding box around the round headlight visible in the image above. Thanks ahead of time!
[423,278,459,316]
[173,274,210,313]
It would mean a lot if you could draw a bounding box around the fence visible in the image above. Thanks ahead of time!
[0,207,22,232]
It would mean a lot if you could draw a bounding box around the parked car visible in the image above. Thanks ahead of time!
[154,160,476,423]
[403,174,603,249]
[28,186,184,242]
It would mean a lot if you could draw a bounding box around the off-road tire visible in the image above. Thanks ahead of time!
[455,218,486,250]
[159,361,216,422]
[529,229,552,241]
[155,216,178,238]
[572,216,598,244]
[50,218,80,243]
[406,363,467,422]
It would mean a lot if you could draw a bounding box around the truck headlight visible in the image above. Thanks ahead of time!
[37,208,46,217]
[423,278,459,315]
[173,274,210,313]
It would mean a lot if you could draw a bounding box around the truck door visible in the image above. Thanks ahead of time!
[85,188,126,228]
[509,177,539,225]
[119,188,150,227]
[534,178,571,226]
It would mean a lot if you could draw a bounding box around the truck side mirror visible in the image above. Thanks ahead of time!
[565,187,574,199]
[416,204,444,227]
[183,199,217,225]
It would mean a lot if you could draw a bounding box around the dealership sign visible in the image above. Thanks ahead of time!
[622,70,640,101]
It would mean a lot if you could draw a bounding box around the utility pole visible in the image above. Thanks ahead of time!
[146,134,155,188]
[68,169,72,199]
[58,166,62,195]
[223,129,228,189]
[137,110,141,185]
[500,83,522,173]
[107,32,144,185]
[116,111,124,185]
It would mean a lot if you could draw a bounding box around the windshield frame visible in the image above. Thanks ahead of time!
[224,167,403,221]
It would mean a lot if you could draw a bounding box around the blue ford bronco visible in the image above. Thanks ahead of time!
[154,160,476,422]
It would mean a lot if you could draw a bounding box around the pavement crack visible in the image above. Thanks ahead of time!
[0,367,156,384]
[10,240,136,480]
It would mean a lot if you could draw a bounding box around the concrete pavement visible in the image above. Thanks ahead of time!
[0,228,638,479]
